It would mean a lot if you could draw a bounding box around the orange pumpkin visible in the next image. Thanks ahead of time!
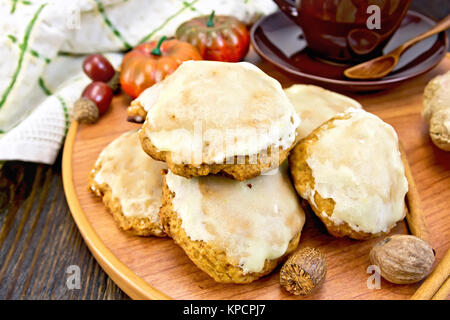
[176,11,250,62]
[120,37,202,98]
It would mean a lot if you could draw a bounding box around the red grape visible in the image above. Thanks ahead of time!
[83,54,115,82]
[82,82,113,115]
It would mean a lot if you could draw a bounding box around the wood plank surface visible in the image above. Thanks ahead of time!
[0,159,128,299]
[66,52,450,300]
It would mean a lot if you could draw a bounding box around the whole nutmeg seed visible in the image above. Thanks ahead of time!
[280,247,327,295]
[73,97,99,124]
[370,235,435,284]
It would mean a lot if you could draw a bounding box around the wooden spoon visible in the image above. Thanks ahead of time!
[344,15,450,80]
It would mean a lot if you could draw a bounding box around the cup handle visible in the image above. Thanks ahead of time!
[273,0,299,19]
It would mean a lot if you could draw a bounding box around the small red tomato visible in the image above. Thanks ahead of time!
[82,82,113,115]
[83,54,115,82]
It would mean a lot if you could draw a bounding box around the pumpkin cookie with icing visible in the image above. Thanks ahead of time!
[289,109,408,240]
[159,162,305,283]
[284,84,362,141]
[89,130,166,237]
[138,60,300,181]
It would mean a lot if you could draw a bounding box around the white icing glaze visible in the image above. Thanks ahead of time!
[305,109,408,234]
[164,162,305,274]
[131,81,163,112]
[140,61,300,165]
[284,84,362,140]
[93,130,166,220]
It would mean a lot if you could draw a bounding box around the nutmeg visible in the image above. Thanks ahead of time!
[370,234,435,284]
[73,97,99,124]
[280,247,327,295]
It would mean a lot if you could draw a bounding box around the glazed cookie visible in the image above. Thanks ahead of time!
[127,82,162,123]
[289,109,408,240]
[89,130,166,237]
[284,84,362,141]
[159,163,305,283]
[139,60,300,181]
[423,70,450,151]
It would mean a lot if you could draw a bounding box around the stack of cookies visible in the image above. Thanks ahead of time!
[89,61,408,284]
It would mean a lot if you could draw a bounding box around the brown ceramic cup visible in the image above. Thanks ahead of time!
[274,0,411,62]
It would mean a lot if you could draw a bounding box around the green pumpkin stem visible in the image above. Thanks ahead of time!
[151,36,167,56]
[206,10,215,27]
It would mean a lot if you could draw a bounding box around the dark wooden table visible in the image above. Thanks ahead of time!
[0,1,448,300]
[0,158,128,299]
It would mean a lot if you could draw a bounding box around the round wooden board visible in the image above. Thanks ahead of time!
[62,52,450,300]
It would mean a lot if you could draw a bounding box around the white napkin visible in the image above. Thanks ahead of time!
[0,0,276,165]
[0,53,123,164]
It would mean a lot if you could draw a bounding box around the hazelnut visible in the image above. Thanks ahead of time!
[73,97,98,124]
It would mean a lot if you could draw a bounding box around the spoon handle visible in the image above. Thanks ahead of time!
[394,15,450,55]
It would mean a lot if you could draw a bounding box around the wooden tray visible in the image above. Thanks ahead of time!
[62,52,450,300]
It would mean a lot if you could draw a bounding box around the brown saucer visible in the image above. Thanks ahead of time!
[251,10,448,92]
